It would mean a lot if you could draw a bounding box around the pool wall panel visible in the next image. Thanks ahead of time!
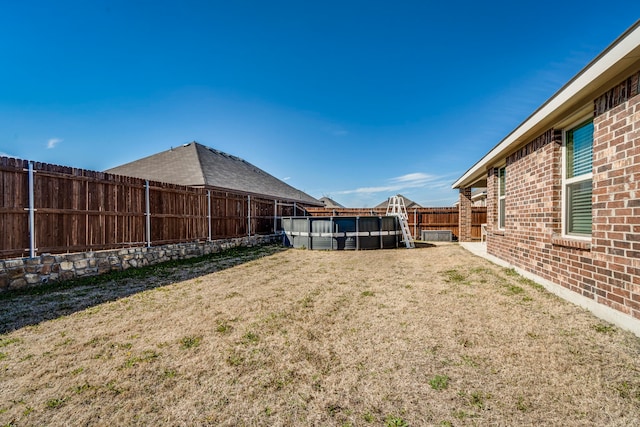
[282,216,400,250]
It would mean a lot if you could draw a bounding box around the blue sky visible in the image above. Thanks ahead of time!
[1,1,638,207]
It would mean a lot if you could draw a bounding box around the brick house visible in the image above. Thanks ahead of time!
[453,21,640,336]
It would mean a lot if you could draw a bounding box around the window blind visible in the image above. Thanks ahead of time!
[498,167,506,229]
[567,121,593,178]
[565,120,593,236]
[567,180,592,234]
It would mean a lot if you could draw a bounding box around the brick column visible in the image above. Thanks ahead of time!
[458,187,472,242]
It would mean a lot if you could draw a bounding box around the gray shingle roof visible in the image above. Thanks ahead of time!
[105,142,322,205]
[375,194,422,209]
[319,197,345,208]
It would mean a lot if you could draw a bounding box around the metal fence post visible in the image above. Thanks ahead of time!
[207,190,212,242]
[27,161,36,258]
[247,195,251,236]
[145,180,151,248]
[273,199,277,234]
[329,216,333,250]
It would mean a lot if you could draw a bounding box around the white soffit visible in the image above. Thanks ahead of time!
[453,20,640,189]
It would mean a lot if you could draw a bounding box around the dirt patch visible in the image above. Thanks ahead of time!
[1,244,639,426]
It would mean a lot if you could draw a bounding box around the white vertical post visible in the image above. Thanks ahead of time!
[330,216,334,250]
[145,180,151,248]
[27,161,36,258]
[247,195,251,236]
[273,200,277,234]
[207,190,212,242]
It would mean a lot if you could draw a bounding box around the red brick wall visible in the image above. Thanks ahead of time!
[485,71,640,322]
[487,130,569,283]
[458,187,472,242]
[591,90,640,318]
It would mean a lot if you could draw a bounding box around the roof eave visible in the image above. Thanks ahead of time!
[452,19,640,190]
[196,184,323,206]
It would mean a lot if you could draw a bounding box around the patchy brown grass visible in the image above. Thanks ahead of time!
[1,244,639,426]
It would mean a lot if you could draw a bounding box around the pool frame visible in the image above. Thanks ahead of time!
[281,216,401,250]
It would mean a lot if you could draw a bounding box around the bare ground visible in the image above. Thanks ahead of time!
[1,244,639,426]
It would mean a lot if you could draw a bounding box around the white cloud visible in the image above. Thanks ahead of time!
[47,138,63,149]
[336,172,460,200]
[389,172,436,184]
[337,172,447,195]
[282,176,291,181]
[337,184,402,195]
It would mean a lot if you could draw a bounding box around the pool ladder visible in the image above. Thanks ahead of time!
[386,196,415,249]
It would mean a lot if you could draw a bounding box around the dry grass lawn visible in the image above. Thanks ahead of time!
[1,244,639,426]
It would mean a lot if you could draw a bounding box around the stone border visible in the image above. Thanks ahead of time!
[0,235,281,292]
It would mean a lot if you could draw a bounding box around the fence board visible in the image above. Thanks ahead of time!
[305,206,487,241]
[1,155,487,258]
[0,157,310,259]
[0,159,29,257]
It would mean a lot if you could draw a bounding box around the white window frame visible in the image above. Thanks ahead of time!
[561,117,593,240]
[498,165,506,230]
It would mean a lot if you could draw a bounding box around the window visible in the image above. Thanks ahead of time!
[498,166,506,229]
[564,120,593,236]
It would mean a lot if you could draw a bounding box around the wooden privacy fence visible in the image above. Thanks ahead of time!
[305,206,487,241]
[0,157,296,259]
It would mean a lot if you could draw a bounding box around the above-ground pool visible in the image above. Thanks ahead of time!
[281,216,401,250]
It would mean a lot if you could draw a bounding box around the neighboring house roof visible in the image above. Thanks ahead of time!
[375,194,422,209]
[319,197,345,208]
[453,19,640,189]
[106,142,322,206]
[471,188,487,201]
[453,188,487,206]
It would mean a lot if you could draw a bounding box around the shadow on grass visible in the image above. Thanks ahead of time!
[0,244,287,334]
[413,241,437,248]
